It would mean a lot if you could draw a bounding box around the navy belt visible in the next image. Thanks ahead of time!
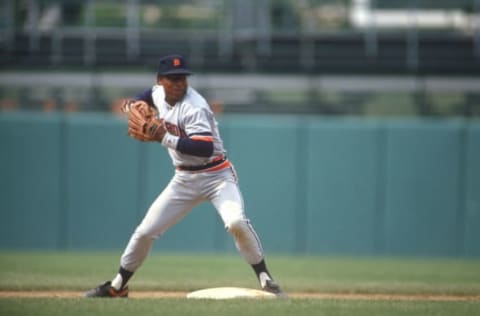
[177,156,227,171]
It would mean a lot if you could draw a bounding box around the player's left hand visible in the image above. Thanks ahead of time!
[126,101,166,142]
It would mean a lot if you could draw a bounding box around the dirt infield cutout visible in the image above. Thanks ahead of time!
[0,291,479,301]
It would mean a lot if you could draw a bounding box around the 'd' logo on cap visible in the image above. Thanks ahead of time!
[173,58,181,67]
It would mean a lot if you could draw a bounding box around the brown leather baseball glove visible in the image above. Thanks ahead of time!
[122,100,166,142]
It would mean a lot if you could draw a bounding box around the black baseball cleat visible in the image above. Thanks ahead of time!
[84,281,128,298]
[262,279,288,298]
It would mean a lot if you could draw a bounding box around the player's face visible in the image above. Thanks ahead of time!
[159,75,188,105]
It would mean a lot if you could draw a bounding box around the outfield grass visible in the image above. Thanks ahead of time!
[1,298,480,316]
[0,252,479,316]
[1,252,479,294]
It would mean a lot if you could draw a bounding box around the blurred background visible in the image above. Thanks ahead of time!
[1,0,480,115]
[0,1,479,259]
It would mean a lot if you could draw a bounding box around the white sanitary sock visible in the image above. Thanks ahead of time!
[111,274,123,290]
[259,271,271,288]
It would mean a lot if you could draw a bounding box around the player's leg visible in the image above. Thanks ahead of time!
[85,173,201,297]
[113,187,200,290]
[207,167,285,295]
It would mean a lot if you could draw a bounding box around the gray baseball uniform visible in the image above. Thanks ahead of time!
[120,85,264,272]
[85,54,283,298]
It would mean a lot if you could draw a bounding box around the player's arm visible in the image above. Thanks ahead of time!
[134,88,155,107]
[121,88,157,113]
[161,107,214,157]
[162,132,213,157]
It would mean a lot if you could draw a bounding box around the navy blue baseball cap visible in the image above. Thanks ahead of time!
[157,54,192,76]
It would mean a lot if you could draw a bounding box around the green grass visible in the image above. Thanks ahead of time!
[1,252,479,295]
[1,298,479,316]
[0,252,479,316]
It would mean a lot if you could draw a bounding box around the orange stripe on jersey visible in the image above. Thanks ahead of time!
[205,159,231,172]
[190,135,214,142]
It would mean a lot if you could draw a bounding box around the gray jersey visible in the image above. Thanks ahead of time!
[151,85,225,167]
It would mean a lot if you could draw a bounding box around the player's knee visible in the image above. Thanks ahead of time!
[134,225,160,241]
[225,218,248,236]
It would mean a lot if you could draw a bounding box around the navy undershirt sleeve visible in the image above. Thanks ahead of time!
[134,88,155,107]
[176,138,214,157]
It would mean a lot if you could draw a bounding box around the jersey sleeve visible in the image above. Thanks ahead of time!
[179,107,214,156]
[161,106,215,157]
[182,107,213,137]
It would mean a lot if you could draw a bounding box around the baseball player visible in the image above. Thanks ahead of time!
[85,54,285,298]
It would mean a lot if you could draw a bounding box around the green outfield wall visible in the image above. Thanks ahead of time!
[0,113,479,257]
